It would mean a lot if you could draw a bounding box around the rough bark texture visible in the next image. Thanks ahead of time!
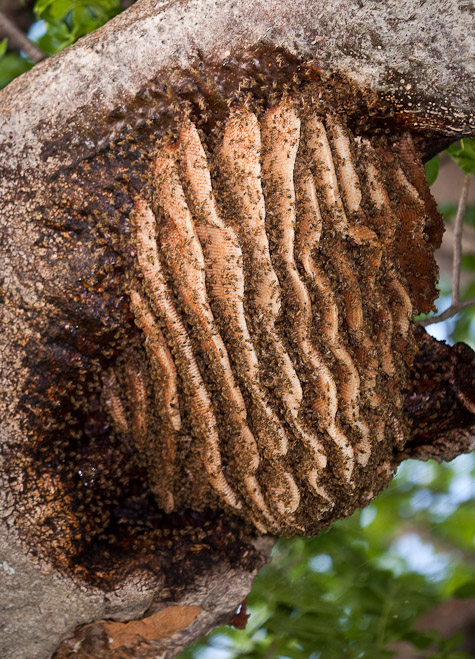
[0,1,474,658]
[1,0,475,170]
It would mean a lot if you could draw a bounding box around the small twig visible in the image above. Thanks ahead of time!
[452,174,470,303]
[419,298,475,326]
[0,9,46,63]
[418,173,474,327]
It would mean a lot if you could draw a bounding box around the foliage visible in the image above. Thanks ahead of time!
[33,0,121,55]
[179,455,475,659]
[425,155,440,187]
[446,139,475,177]
[0,50,34,88]
[0,0,121,88]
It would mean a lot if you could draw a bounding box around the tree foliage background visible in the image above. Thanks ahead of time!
[1,2,474,657]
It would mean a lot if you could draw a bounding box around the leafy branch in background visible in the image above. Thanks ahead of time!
[32,0,121,55]
[419,138,475,342]
[180,456,475,659]
[0,0,121,88]
[0,10,45,62]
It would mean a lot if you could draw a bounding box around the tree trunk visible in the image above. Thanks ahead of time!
[0,1,474,657]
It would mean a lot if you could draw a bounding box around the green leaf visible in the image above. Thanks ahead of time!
[402,629,439,650]
[0,38,8,58]
[461,254,475,272]
[439,632,466,652]
[33,0,121,54]
[37,19,74,54]
[446,138,475,176]
[425,155,440,186]
[0,53,34,89]
[35,0,120,22]
[453,581,475,599]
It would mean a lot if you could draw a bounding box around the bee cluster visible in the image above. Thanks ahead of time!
[4,47,442,583]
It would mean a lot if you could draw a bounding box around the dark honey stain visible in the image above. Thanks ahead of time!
[9,324,258,588]
[4,133,265,586]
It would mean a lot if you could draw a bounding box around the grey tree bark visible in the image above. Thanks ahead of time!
[0,1,474,657]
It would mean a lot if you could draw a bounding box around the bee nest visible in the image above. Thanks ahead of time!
[102,96,440,536]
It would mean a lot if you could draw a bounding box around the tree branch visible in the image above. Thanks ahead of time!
[419,298,475,326]
[0,9,46,62]
[452,175,471,303]
[418,174,474,327]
